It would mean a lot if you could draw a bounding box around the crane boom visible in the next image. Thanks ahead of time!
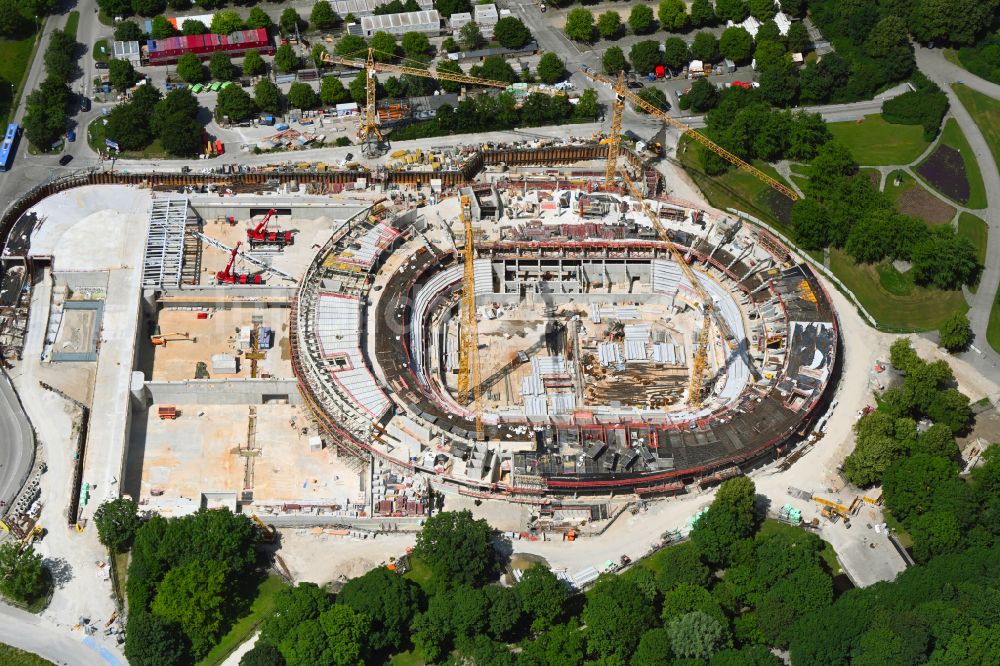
[456,195,484,440]
[583,70,798,201]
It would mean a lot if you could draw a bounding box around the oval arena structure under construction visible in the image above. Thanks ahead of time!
[292,177,840,500]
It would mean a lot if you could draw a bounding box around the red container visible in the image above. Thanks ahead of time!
[197,312,208,319]
[655,65,666,78]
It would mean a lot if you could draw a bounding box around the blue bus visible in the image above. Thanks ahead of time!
[0,123,20,172]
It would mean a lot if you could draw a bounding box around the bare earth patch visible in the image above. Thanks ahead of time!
[897,183,956,225]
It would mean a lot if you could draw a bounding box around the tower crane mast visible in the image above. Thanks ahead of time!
[456,195,484,440]
[582,70,798,201]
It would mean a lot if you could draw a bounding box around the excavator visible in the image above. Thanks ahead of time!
[247,209,294,249]
[216,242,263,285]
[251,514,277,543]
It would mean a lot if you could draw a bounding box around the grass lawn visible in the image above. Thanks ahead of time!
[0,23,40,123]
[829,247,968,331]
[65,11,79,39]
[93,39,110,63]
[953,84,1000,177]
[389,651,426,666]
[827,114,931,166]
[987,292,1000,354]
[915,118,988,209]
[882,169,956,225]
[757,519,843,576]
[87,116,167,158]
[196,575,287,666]
[678,139,795,236]
[883,511,913,550]
[403,556,433,593]
[944,49,962,68]
[957,212,988,293]
[0,644,52,666]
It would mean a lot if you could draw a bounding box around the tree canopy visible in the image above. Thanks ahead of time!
[413,510,497,588]
[95,498,141,552]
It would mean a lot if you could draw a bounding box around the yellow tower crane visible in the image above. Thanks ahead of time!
[456,195,484,440]
[619,168,750,408]
[582,70,799,201]
[322,48,566,155]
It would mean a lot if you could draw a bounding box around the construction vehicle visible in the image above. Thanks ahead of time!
[216,242,263,285]
[619,168,755,407]
[251,514,277,543]
[246,209,294,248]
[158,405,179,420]
[813,497,851,526]
[22,524,44,546]
[581,69,798,201]
[150,332,195,346]
[456,195,484,441]
[322,48,567,155]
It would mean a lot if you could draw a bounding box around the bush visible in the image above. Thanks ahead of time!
[939,313,972,352]
[287,82,318,110]
[882,88,949,140]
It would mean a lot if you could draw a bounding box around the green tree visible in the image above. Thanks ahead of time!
[105,103,151,150]
[0,0,24,36]
[436,0,471,17]
[668,611,724,660]
[516,565,568,632]
[759,64,799,106]
[915,423,960,458]
[691,0,717,26]
[274,43,299,73]
[151,87,197,135]
[311,43,329,69]
[182,20,208,35]
[158,112,203,156]
[537,52,566,84]
[909,0,994,46]
[175,52,206,83]
[349,70,368,104]
[310,0,337,30]
[401,31,430,58]
[253,80,282,114]
[336,34,367,58]
[909,510,963,563]
[494,16,532,48]
[246,7,272,30]
[211,10,243,35]
[470,55,517,83]
[691,503,753,566]
[692,31,719,62]
[583,576,656,660]
[484,585,522,640]
[754,39,790,72]
[0,542,47,603]
[413,510,496,588]
[597,11,623,40]
[337,567,423,653]
[94,498,141,552]
[132,0,165,17]
[459,21,484,50]
[215,84,256,123]
[564,8,595,42]
[629,4,655,34]
[636,86,669,112]
[787,21,810,53]
[279,7,301,34]
[242,49,265,77]
[124,612,191,666]
[715,0,749,22]
[115,21,144,41]
[240,643,285,666]
[630,39,664,74]
[656,541,711,592]
[633,627,674,666]
[574,88,600,119]
[663,36,689,70]
[749,0,776,20]
[150,16,176,39]
[441,36,459,53]
[96,0,130,20]
[603,45,629,74]
[109,58,138,90]
[287,82,318,109]
[720,26,753,62]
[44,30,77,82]
[436,59,465,92]
[370,31,397,61]
[791,198,830,250]
[319,76,349,105]
[688,77,720,111]
[279,605,369,666]
[259,583,332,648]
[209,52,236,80]
[938,313,972,352]
[150,560,229,657]
[883,453,959,523]
[659,0,690,31]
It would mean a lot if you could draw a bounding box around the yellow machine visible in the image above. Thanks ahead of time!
[251,514,277,543]
[323,48,566,155]
[456,196,484,440]
[581,70,799,201]
[150,332,194,346]
[813,497,852,525]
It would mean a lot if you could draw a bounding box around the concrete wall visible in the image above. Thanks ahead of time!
[142,378,303,405]
[158,286,296,304]
[53,270,109,290]
[188,196,370,223]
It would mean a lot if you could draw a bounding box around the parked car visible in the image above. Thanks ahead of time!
[79,96,91,112]
[95,61,108,70]
[627,81,644,89]
[59,154,73,166]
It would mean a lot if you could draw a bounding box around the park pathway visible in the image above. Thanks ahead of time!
[916,47,1000,378]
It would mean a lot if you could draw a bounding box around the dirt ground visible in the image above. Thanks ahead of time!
[53,309,96,355]
[135,404,364,509]
[150,307,292,380]
[276,530,417,584]
[897,182,956,225]
[197,214,341,285]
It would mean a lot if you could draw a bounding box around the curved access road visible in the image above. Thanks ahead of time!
[0,602,123,666]
[916,47,1000,376]
[0,371,34,514]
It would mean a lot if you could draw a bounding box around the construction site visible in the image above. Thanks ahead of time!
[0,65,843,538]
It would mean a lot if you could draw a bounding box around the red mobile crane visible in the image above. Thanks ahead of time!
[247,209,294,248]
[216,242,263,285]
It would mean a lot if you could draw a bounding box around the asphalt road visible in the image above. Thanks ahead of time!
[0,602,120,666]
[0,372,33,514]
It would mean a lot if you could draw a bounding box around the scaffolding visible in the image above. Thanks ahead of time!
[142,198,190,290]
